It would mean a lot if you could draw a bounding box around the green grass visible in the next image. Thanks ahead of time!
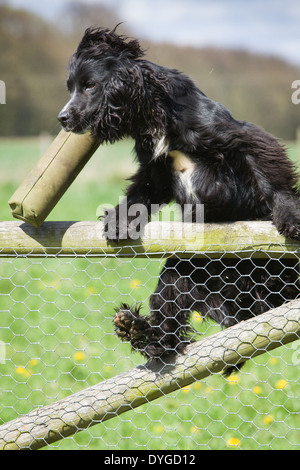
[0,137,299,450]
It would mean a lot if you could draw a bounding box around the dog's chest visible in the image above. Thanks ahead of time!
[169,150,196,198]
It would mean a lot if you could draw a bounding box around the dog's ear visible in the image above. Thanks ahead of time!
[105,59,145,101]
[77,27,145,61]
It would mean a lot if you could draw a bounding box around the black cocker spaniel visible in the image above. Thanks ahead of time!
[58,27,300,370]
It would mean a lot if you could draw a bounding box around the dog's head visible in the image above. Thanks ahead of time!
[58,27,145,140]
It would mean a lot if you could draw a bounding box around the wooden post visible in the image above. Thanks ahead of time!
[0,299,299,450]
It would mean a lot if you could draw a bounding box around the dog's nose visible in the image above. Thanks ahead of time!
[57,110,70,125]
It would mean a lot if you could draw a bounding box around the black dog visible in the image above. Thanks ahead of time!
[58,27,300,369]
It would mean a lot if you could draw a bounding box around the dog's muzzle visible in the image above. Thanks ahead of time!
[57,109,71,128]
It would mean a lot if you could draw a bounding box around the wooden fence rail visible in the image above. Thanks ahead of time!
[1,220,300,258]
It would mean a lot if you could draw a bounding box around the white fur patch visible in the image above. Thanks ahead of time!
[153,134,169,159]
[169,150,196,199]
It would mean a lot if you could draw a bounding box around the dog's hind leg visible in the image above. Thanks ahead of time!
[114,259,197,361]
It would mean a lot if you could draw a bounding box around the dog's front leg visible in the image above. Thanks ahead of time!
[104,160,174,243]
[245,153,300,241]
[103,199,149,243]
[271,191,300,240]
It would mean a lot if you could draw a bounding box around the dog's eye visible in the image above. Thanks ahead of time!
[84,81,96,91]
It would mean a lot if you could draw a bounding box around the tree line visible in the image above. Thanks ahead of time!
[0,3,299,139]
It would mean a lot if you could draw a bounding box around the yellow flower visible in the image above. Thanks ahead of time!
[253,385,262,395]
[190,426,199,434]
[263,415,274,425]
[226,437,241,447]
[29,359,39,367]
[182,385,191,393]
[73,351,86,362]
[130,279,142,289]
[269,357,278,365]
[153,425,164,434]
[227,374,240,384]
[86,286,97,295]
[193,382,202,391]
[192,312,203,323]
[15,367,31,377]
[275,379,288,390]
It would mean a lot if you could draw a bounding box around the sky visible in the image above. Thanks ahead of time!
[2,0,300,65]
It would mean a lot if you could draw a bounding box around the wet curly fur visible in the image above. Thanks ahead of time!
[58,27,300,371]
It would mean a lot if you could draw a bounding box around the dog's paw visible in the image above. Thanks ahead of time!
[272,197,300,241]
[114,306,137,342]
[114,303,150,350]
[102,207,124,243]
[274,217,300,241]
[281,224,300,240]
[102,207,145,243]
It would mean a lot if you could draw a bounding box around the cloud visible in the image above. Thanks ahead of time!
[119,0,300,64]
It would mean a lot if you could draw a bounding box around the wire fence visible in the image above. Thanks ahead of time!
[0,221,299,450]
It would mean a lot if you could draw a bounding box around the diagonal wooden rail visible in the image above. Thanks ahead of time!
[0,299,299,450]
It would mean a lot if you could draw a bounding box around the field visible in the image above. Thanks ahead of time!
[0,137,300,450]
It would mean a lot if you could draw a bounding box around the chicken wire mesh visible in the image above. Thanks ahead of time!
[0,246,300,450]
